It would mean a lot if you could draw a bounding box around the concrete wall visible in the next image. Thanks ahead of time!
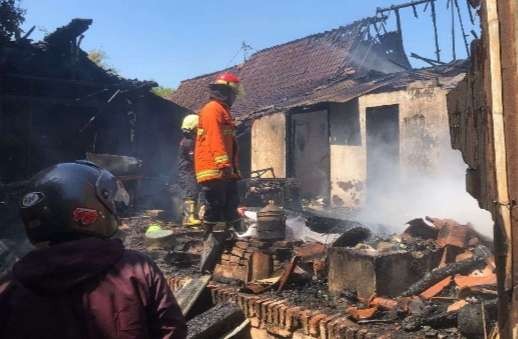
[447,2,518,334]
[291,109,330,198]
[250,81,455,208]
[329,100,366,208]
[372,85,451,177]
[329,81,455,207]
[250,112,286,178]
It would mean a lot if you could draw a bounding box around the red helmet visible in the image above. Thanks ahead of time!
[211,72,244,95]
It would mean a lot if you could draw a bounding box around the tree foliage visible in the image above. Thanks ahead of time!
[88,48,119,75]
[88,49,108,68]
[151,86,174,99]
[0,0,25,44]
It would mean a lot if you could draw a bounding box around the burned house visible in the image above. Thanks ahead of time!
[0,19,189,210]
[171,17,467,210]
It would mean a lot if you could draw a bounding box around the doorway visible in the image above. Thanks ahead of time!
[366,105,400,199]
[289,110,330,200]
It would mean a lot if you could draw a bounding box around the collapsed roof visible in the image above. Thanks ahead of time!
[171,17,468,126]
[170,17,413,116]
[0,18,159,101]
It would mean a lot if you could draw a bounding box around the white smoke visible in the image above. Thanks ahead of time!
[355,145,494,237]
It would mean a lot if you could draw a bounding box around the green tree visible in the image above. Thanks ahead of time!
[151,86,174,99]
[88,49,109,68]
[88,48,119,75]
[0,0,25,44]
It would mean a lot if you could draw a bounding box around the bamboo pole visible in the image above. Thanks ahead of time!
[485,0,514,337]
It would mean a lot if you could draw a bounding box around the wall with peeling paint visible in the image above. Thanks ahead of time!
[359,81,453,178]
[329,100,366,208]
[330,81,454,208]
[251,112,286,178]
[249,80,457,210]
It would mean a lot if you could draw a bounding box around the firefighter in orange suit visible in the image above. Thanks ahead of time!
[195,72,243,273]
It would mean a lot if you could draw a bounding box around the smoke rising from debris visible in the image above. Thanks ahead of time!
[356,137,494,237]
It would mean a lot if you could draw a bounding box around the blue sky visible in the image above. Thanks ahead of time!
[20,0,478,88]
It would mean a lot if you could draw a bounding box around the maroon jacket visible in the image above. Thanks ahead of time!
[0,238,187,339]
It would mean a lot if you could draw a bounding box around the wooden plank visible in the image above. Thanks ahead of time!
[173,274,211,316]
[277,256,300,291]
[187,303,245,339]
[486,0,512,288]
[222,319,251,339]
[484,1,515,337]
[494,0,518,336]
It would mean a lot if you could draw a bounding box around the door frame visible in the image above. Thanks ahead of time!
[286,104,331,201]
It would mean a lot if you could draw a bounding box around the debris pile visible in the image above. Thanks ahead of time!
[122,211,496,338]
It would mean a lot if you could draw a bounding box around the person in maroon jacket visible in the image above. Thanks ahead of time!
[0,161,187,339]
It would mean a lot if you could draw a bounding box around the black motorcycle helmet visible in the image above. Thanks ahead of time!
[20,161,126,245]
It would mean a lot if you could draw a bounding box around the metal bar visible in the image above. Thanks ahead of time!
[395,8,402,34]
[377,0,433,13]
[431,0,441,62]
[454,0,471,56]
[466,0,475,24]
[451,0,457,60]
[412,5,419,17]
[423,0,430,12]
[410,52,446,66]
[20,26,35,40]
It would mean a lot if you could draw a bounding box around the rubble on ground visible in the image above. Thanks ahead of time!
[120,210,497,338]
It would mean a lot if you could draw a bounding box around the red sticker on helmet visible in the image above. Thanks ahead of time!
[72,208,98,225]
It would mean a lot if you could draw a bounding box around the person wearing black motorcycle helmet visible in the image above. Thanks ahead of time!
[0,161,187,339]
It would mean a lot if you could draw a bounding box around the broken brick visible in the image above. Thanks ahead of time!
[369,296,399,310]
[402,218,438,240]
[231,247,246,257]
[299,309,314,335]
[318,313,342,339]
[261,299,276,323]
[308,313,327,337]
[447,299,468,313]
[455,250,474,262]
[420,276,453,299]
[294,242,326,258]
[285,306,302,330]
[435,219,473,248]
[235,241,250,249]
[346,306,378,321]
[454,272,496,288]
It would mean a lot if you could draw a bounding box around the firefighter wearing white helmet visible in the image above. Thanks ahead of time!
[177,114,202,227]
[181,114,199,132]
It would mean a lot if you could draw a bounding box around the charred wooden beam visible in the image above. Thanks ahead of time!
[186,303,245,339]
[401,253,487,297]
[174,275,212,316]
[411,50,446,65]
[44,18,93,46]
[377,0,435,13]
[430,0,441,62]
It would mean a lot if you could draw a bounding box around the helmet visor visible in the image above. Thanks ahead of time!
[95,169,129,217]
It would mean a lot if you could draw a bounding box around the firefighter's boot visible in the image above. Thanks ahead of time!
[182,199,202,228]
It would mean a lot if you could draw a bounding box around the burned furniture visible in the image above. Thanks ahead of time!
[241,178,302,211]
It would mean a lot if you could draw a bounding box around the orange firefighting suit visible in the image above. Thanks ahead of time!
[194,99,240,225]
